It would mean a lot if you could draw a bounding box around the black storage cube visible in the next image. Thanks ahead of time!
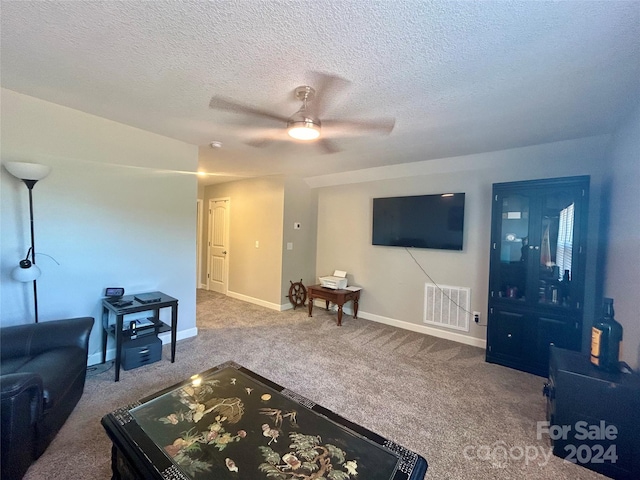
[546,346,640,479]
[121,335,162,370]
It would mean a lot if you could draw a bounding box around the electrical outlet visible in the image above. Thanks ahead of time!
[473,311,481,323]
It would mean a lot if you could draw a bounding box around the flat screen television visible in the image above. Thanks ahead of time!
[372,193,465,250]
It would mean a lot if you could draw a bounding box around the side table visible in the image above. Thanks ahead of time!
[101,291,178,381]
[307,284,361,326]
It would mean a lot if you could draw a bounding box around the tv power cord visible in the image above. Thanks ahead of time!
[405,247,486,327]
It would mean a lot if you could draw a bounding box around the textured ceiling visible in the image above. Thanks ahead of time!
[1,1,639,185]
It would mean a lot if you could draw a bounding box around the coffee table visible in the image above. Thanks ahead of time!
[102,361,427,480]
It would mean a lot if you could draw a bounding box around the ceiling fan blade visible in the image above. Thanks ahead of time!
[323,117,396,134]
[317,138,341,154]
[245,137,274,148]
[209,96,290,123]
[243,128,291,148]
[307,71,351,118]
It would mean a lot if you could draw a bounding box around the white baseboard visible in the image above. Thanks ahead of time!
[358,310,487,349]
[87,327,199,366]
[226,290,288,311]
[309,299,485,349]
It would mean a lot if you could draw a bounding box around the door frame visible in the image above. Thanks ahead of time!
[196,199,203,288]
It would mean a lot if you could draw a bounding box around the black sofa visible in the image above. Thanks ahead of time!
[0,317,94,480]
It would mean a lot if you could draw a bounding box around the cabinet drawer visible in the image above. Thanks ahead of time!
[121,336,162,370]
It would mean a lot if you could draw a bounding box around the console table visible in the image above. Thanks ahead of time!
[307,284,361,326]
[101,291,178,382]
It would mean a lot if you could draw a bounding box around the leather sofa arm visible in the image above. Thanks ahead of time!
[1,372,44,421]
[0,317,94,360]
[1,373,44,479]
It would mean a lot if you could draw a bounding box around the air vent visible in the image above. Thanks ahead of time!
[424,283,470,332]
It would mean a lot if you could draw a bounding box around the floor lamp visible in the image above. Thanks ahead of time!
[5,161,51,323]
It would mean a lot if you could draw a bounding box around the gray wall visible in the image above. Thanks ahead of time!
[200,108,639,368]
[602,102,640,368]
[1,89,199,365]
[281,177,318,305]
[312,136,608,348]
[202,176,285,307]
[202,175,318,309]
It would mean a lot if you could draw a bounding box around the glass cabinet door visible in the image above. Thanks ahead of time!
[534,188,581,308]
[494,194,531,302]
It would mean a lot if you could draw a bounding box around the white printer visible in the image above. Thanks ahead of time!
[319,270,348,290]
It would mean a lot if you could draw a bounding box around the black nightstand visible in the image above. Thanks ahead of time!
[544,346,640,479]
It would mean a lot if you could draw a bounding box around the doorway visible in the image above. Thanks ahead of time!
[207,198,230,294]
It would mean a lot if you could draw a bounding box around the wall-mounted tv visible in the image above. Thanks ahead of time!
[372,193,465,250]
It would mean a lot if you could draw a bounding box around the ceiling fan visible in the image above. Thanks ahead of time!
[208,72,395,154]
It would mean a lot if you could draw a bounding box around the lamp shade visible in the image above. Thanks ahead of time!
[12,262,41,282]
[4,162,51,181]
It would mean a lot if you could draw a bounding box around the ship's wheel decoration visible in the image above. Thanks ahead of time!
[288,280,307,309]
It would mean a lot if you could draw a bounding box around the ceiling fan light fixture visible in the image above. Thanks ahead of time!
[287,118,321,141]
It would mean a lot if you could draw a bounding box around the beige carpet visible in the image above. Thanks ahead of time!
[22,289,606,479]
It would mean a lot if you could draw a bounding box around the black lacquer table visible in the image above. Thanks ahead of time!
[101,361,428,480]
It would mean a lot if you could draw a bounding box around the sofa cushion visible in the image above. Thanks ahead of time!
[11,348,87,410]
[0,356,34,375]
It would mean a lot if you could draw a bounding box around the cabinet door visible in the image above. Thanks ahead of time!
[533,186,586,310]
[487,309,527,361]
[490,193,533,303]
[491,180,588,310]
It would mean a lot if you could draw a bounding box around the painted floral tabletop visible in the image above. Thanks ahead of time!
[113,362,427,479]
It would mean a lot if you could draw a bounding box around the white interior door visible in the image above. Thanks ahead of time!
[207,198,229,294]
